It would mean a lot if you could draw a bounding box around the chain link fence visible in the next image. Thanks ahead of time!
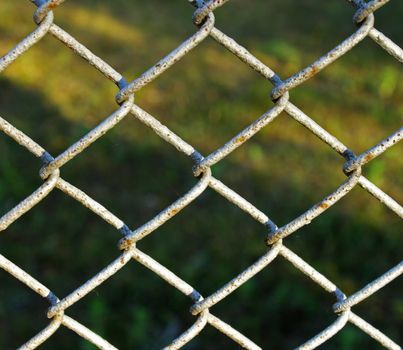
[0,0,402,349]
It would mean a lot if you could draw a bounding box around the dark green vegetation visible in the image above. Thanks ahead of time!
[0,0,402,349]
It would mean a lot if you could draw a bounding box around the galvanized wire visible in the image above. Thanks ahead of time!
[0,0,402,349]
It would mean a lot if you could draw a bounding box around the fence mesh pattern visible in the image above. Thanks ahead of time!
[1,0,402,349]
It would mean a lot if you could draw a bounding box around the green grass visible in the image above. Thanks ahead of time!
[0,0,402,349]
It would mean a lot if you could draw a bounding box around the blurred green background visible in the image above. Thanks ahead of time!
[0,0,402,349]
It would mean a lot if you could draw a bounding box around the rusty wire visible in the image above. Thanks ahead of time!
[0,0,402,349]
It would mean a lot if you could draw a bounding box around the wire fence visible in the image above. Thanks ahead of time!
[0,0,402,349]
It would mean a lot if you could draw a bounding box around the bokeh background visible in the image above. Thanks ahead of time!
[0,0,402,349]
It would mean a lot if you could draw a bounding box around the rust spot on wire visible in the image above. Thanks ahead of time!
[364,153,375,162]
[319,202,329,210]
